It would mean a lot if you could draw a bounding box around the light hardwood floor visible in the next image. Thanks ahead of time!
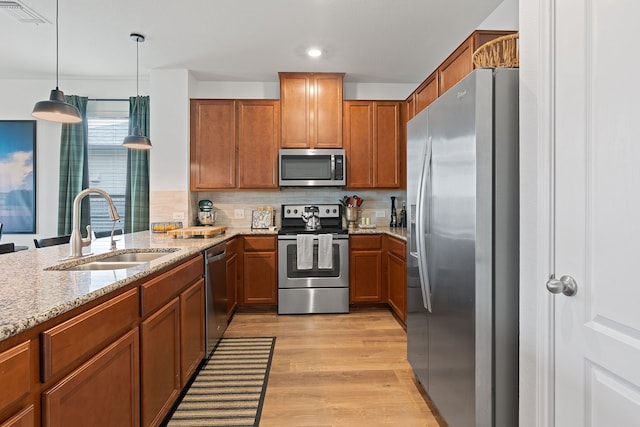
[224,308,443,427]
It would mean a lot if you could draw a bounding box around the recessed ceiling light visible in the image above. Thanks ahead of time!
[307,48,322,58]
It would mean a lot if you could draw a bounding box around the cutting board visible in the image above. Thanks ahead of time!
[167,226,227,239]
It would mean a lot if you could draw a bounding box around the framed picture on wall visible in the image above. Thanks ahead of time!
[0,120,36,234]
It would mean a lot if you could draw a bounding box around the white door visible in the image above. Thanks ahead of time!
[553,0,640,425]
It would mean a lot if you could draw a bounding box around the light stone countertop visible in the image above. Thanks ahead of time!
[0,226,405,344]
[0,228,272,343]
[349,225,408,240]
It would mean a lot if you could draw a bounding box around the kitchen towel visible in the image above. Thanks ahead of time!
[296,234,314,270]
[317,233,333,269]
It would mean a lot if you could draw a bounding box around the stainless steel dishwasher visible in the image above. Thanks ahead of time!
[204,243,227,356]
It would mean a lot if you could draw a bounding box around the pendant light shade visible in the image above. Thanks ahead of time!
[123,126,152,149]
[32,0,81,123]
[123,33,152,150]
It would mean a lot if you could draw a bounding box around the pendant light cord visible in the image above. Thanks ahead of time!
[55,0,59,89]
[136,35,139,97]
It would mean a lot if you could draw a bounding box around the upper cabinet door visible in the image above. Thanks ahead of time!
[414,71,438,116]
[279,73,310,148]
[237,100,280,189]
[438,38,474,96]
[344,101,374,188]
[344,100,402,189]
[280,72,344,149]
[190,99,236,190]
[313,73,344,148]
[374,101,402,188]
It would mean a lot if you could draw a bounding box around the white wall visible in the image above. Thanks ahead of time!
[479,0,519,29]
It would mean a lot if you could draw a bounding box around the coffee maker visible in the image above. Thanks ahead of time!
[197,199,216,226]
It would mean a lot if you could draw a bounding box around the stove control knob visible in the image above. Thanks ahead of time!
[325,209,330,214]
[332,208,337,214]
[293,209,298,214]
[286,209,291,214]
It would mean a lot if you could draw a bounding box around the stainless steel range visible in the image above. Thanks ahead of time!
[277,204,349,314]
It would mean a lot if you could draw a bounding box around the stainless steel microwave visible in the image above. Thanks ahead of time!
[279,148,346,187]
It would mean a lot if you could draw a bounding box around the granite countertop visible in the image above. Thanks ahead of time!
[0,226,405,344]
[0,228,272,343]
[350,225,408,240]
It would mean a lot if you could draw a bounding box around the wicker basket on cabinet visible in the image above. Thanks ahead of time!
[472,33,519,68]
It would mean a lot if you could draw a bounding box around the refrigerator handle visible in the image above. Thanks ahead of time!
[416,139,433,312]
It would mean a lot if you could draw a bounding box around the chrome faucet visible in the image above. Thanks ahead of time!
[70,188,120,258]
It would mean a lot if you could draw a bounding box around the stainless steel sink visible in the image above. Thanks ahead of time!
[46,248,180,271]
[69,261,147,271]
[97,252,169,263]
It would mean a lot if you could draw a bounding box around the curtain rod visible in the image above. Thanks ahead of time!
[88,98,129,101]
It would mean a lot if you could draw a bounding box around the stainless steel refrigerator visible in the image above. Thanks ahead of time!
[406,68,519,427]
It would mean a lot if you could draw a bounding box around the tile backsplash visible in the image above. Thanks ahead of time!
[188,189,408,228]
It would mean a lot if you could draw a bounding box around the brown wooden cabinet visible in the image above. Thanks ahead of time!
[179,279,205,388]
[190,99,280,190]
[414,71,438,117]
[439,30,514,97]
[140,298,181,427]
[279,72,344,148]
[237,100,280,189]
[190,99,236,190]
[42,329,140,427]
[0,254,205,427]
[344,101,402,189]
[242,236,277,305]
[405,30,516,124]
[41,288,139,383]
[225,238,239,318]
[385,236,407,322]
[0,341,31,425]
[140,255,203,427]
[349,235,383,303]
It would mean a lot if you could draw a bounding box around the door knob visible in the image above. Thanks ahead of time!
[546,274,578,297]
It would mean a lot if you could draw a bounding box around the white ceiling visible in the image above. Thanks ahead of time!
[0,0,509,84]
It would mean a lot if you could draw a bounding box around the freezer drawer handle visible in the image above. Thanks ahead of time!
[546,274,578,297]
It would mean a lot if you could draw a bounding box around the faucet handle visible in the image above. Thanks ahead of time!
[82,225,93,247]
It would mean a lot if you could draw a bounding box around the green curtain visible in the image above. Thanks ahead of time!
[124,96,150,233]
[58,95,90,236]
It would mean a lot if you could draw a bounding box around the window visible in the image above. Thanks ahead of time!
[86,100,128,235]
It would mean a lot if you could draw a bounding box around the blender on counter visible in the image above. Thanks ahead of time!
[197,199,216,226]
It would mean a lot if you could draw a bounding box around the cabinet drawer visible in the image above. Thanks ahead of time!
[41,288,138,382]
[0,341,31,414]
[386,236,406,259]
[350,234,382,250]
[243,236,276,251]
[141,255,204,317]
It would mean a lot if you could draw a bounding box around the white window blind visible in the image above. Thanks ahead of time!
[86,100,128,234]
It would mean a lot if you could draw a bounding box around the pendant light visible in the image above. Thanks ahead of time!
[122,33,152,150]
[32,0,81,123]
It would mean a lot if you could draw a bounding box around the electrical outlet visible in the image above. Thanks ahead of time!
[375,210,386,218]
[172,212,185,220]
[234,209,245,219]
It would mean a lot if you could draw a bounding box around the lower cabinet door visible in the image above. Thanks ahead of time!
[180,279,205,388]
[387,251,406,322]
[140,298,181,427]
[42,329,140,427]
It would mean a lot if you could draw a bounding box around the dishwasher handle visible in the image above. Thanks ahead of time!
[206,249,226,263]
